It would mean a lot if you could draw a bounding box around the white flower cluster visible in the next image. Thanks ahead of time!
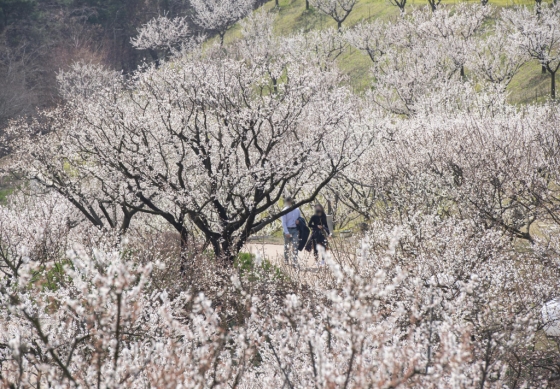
[131,15,192,52]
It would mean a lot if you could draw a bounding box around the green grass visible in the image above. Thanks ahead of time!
[337,47,373,92]
[236,252,288,281]
[262,0,399,35]
[260,0,535,34]
[30,261,72,291]
[508,61,552,104]
[0,188,13,204]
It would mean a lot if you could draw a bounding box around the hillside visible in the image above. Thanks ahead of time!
[0,0,201,131]
[0,0,547,133]
[224,0,546,103]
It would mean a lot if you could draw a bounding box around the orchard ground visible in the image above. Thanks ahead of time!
[245,242,324,270]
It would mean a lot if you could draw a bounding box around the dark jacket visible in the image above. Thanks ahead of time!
[309,214,329,234]
[307,214,329,250]
[296,216,310,251]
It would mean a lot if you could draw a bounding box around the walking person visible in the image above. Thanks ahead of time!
[281,197,300,266]
[308,204,329,265]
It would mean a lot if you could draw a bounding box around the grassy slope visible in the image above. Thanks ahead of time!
[225,0,544,103]
[0,188,13,204]
[509,62,551,104]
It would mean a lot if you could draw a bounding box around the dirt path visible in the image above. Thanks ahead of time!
[244,243,324,270]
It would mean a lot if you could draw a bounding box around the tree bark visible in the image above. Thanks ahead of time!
[428,0,440,11]
[179,225,190,274]
[209,234,238,264]
[306,0,309,10]
[221,238,235,264]
[551,70,556,99]
[148,49,160,68]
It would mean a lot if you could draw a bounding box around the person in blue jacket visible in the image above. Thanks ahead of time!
[281,196,300,266]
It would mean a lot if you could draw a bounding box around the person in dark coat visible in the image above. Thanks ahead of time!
[296,216,310,252]
[307,204,329,261]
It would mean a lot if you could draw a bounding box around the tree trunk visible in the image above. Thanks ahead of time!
[207,235,233,264]
[148,49,160,68]
[542,65,547,74]
[306,0,309,9]
[460,65,466,79]
[551,70,556,99]
[221,239,235,264]
[275,0,279,7]
[209,234,240,264]
[428,0,436,11]
[179,226,190,274]
[337,20,342,30]
[208,235,221,256]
